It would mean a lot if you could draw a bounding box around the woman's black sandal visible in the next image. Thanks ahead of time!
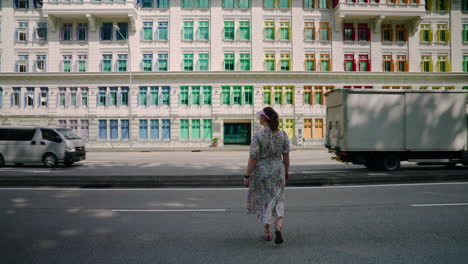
[274,225,283,244]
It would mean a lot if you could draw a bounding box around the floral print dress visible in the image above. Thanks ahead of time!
[247,127,291,224]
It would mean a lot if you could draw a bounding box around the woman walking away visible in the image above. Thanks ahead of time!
[244,107,291,244]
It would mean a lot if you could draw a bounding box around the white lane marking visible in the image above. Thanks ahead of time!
[33,171,52,173]
[301,171,345,174]
[368,173,389,176]
[112,209,227,212]
[1,182,468,191]
[411,203,468,207]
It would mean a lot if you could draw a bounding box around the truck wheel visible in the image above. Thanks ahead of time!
[43,154,58,168]
[381,154,401,171]
[0,155,4,167]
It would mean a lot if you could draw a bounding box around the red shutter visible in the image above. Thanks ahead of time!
[366,27,371,41]
[368,60,371,71]
[352,27,355,41]
[353,59,356,71]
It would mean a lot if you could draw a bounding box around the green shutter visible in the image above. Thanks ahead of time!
[180,86,189,105]
[263,91,271,104]
[222,86,230,104]
[192,86,200,105]
[203,119,212,139]
[203,86,212,105]
[180,119,189,139]
[191,119,200,139]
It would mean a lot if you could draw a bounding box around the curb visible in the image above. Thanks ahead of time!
[1,172,467,188]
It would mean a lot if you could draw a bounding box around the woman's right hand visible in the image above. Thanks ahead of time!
[285,171,290,181]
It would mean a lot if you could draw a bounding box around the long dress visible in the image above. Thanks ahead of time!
[247,127,291,224]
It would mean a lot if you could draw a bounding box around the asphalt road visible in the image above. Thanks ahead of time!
[1,182,468,263]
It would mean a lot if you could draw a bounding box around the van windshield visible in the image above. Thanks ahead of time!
[56,128,81,140]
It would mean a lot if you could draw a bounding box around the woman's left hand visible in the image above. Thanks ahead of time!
[244,178,250,188]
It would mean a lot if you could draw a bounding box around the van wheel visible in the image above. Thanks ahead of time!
[0,155,4,167]
[381,154,401,171]
[43,154,58,168]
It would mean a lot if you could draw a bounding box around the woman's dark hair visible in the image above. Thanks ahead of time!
[263,107,279,131]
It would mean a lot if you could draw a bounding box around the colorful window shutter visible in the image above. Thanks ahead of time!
[203,119,212,139]
[180,119,189,139]
[139,120,148,139]
[150,119,159,139]
[191,119,200,139]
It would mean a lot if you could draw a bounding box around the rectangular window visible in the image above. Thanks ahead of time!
[59,120,67,128]
[420,24,431,42]
[396,24,408,42]
[279,21,291,40]
[198,0,210,8]
[116,22,128,40]
[143,22,153,40]
[121,120,129,139]
[182,0,194,8]
[314,119,323,138]
[198,53,209,71]
[180,119,189,139]
[436,0,448,11]
[25,87,34,107]
[150,86,159,105]
[77,23,87,41]
[320,54,330,71]
[224,53,235,71]
[162,86,170,105]
[344,23,355,41]
[139,86,148,106]
[265,53,275,71]
[40,87,48,106]
[16,0,29,8]
[158,22,168,40]
[222,86,231,104]
[280,53,291,71]
[437,24,449,42]
[244,86,253,105]
[162,119,171,139]
[117,54,127,72]
[314,88,323,105]
[285,119,294,138]
[233,86,241,105]
[12,88,21,106]
[63,55,72,72]
[437,55,449,72]
[98,87,106,106]
[16,54,29,72]
[383,55,393,72]
[344,54,355,71]
[158,0,169,8]
[305,0,314,8]
[198,21,209,40]
[110,120,118,139]
[358,23,370,41]
[99,120,107,139]
[264,0,274,8]
[142,54,153,71]
[150,119,159,139]
[203,119,212,139]
[274,86,282,104]
[285,86,294,104]
[397,55,408,72]
[191,119,201,139]
[224,21,235,40]
[463,55,468,73]
[462,0,468,11]
[61,23,72,41]
[78,55,87,72]
[359,55,370,72]
[304,119,312,138]
[17,22,29,41]
[183,54,194,71]
[304,86,312,104]
[279,0,289,8]
[158,54,168,71]
[203,86,212,105]
[80,120,89,141]
[81,89,89,106]
[263,86,271,105]
[304,22,315,41]
[101,22,113,41]
[36,22,47,41]
[264,21,275,40]
[421,55,433,72]
[183,21,194,40]
[70,88,78,106]
[35,55,46,72]
[462,24,468,42]
[139,120,148,139]
[239,21,250,40]
[180,86,189,105]
[101,54,112,72]
[319,0,329,8]
[142,0,154,8]
[305,54,315,71]
[382,24,393,42]
[319,22,330,41]
[191,86,200,105]
[59,88,66,106]
[239,0,250,8]
[223,0,234,8]
[108,87,117,106]
[239,53,251,71]
[120,87,129,105]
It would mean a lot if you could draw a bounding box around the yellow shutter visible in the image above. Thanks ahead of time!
[436,30,440,42]
[419,29,424,43]
[446,29,451,42]
[446,0,450,10]
[429,29,433,42]
[447,60,451,72]
[429,61,434,72]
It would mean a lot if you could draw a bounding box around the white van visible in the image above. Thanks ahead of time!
[0,127,86,168]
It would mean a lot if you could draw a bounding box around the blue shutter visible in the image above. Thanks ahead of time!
[33,0,37,8]
[25,0,29,8]
[14,0,19,8]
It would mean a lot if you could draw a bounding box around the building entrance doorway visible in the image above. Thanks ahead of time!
[223,123,251,145]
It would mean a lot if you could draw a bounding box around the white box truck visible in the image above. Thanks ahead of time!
[325,89,468,171]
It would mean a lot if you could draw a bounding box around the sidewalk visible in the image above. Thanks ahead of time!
[87,145,327,152]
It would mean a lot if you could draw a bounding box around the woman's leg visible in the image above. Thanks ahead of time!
[263,224,272,241]
[274,217,284,244]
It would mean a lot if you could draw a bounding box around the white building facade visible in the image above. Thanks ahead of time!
[0,0,467,149]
